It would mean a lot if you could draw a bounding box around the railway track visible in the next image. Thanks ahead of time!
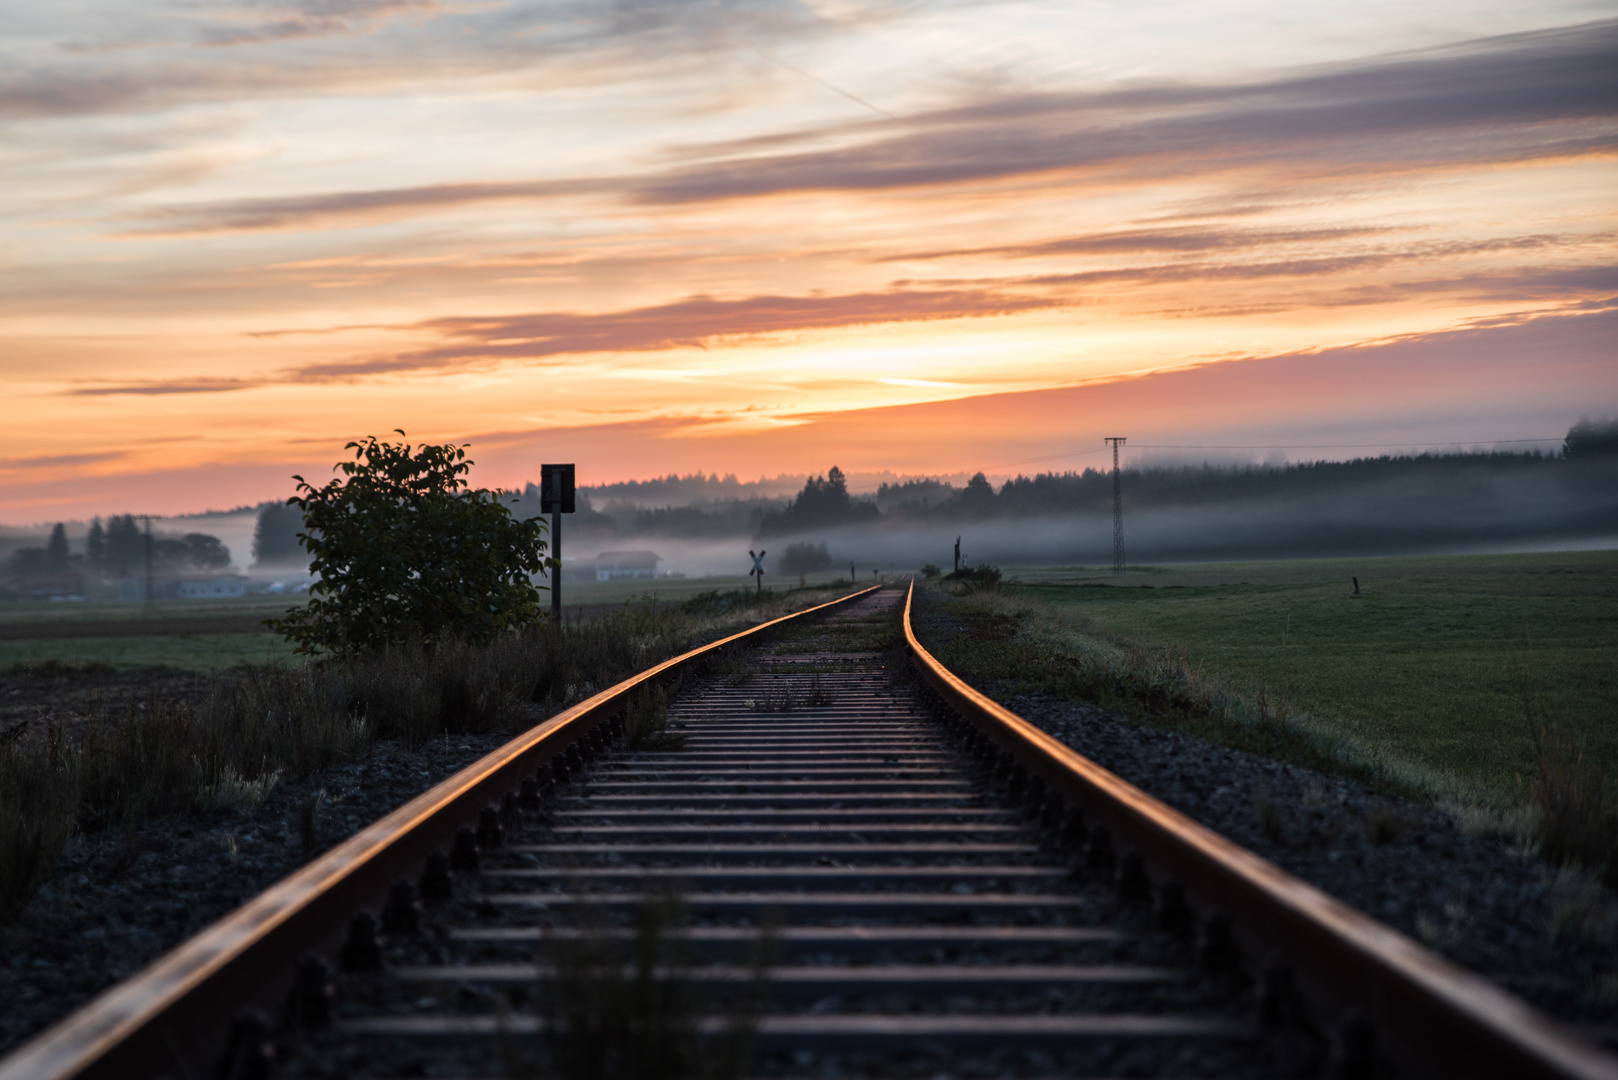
[3,583,1614,1079]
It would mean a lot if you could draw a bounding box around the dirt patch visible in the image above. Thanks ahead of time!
[0,665,219,732]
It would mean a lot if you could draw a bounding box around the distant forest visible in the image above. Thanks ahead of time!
[2,515,234,600]
[499,420,1618,548]
[8,419,1613,596]
[236,419,1618,565]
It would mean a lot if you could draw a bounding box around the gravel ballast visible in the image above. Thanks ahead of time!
[0,733,512,1056]
[1007,693,1616,1019]
[6,592,1614,1065]
[909,596,1618,1044]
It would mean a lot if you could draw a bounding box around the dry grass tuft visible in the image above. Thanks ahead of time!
[1252,785,1286,844]
[1526,701,1618,885]
[513,886,769,1080]
[1416,894,1473,949]
[1550,867,1618,945]
[624,686,683,753]
[1,588,857,924]
[0,724,78,922]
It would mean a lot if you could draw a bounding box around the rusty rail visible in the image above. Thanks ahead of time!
[0,584,879,1080]
[901,580,1616,1080]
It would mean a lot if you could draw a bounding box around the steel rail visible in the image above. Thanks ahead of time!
[901,579,1617,1080]
[0,584,880,1080]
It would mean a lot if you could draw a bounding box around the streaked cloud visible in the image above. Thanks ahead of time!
[640,21,1618,204]
[65,378,264,397]
[1,1,1613,518]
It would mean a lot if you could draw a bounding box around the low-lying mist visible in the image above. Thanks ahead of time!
[570,454,1618,576]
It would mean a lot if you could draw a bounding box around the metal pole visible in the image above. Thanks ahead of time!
[551,504,561,620]
[1103,437,1126,575]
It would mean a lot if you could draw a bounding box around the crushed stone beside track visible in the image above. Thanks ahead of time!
[908,599,1617,1043]
[0,733,513,1056]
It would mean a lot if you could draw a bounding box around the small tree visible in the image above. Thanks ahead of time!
[45,524,69,571]
[777,542,832,575]
[269,433,549,654]
[86,519,105,570]
[252,502,307,567]
[183,533,232,570]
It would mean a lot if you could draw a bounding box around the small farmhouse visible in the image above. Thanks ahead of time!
[594,550,660,581]
[177,573,247,598]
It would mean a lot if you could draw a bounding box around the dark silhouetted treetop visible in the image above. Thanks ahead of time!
[268,432,550,654]
[757,466,879,536]
[252,502,307,566]
[875,477,955,513]
[957,472,998,516]
[7,547,48,576]
[1564,417,1618,458]
[45,524,69,570]
[86,518,105,568]
[183,533,231,569]
[103,514,144,576]
[776,541,832,575]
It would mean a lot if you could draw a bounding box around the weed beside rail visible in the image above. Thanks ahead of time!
[0,586,848,924]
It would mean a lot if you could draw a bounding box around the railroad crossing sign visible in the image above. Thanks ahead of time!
[749,549,767,594]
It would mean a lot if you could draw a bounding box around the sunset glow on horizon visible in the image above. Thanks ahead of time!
[3,1,1616,521]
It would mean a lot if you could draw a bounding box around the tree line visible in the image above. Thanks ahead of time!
[6,516,231,583]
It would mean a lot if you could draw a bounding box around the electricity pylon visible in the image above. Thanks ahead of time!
[1103,437,1126,575]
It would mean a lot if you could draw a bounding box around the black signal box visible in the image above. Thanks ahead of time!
[540,464,575,513]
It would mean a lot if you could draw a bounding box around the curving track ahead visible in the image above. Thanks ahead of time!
[1,584,1614,1079]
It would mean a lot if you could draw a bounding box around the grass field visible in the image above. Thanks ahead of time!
[0,595,306,672]
[0,575,873,672]
[0,633,302,672]
[987,549,1618,802]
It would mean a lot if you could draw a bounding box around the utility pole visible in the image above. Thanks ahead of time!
[1103,437,1126,575]
[953,536,960,574]
[541,464,575,619]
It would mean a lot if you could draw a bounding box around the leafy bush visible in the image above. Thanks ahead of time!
[919,564,941,579]
[776,542,831,575]
[944,563,1002,587]
[270,433,549,654]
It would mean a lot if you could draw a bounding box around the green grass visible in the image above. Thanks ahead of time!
[0,594,303,627]
[995,550,1618,801]
[0,579,874,673]
[0,584,865,923]
[0,633,302,672]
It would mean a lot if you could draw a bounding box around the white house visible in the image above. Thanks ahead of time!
[594,551,660,581]
[177,573,248,598]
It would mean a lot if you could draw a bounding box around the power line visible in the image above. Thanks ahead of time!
[1124,438,1563,450]
[984,446,1109,471]
[984,437,1561,471]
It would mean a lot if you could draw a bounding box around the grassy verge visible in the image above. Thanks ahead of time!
[914,550,1618,868]
[0,633,303,672]
[0,583,856,923]
[1001,550,1618,797]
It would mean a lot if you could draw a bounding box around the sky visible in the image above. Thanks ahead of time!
[2,0,1616,521]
